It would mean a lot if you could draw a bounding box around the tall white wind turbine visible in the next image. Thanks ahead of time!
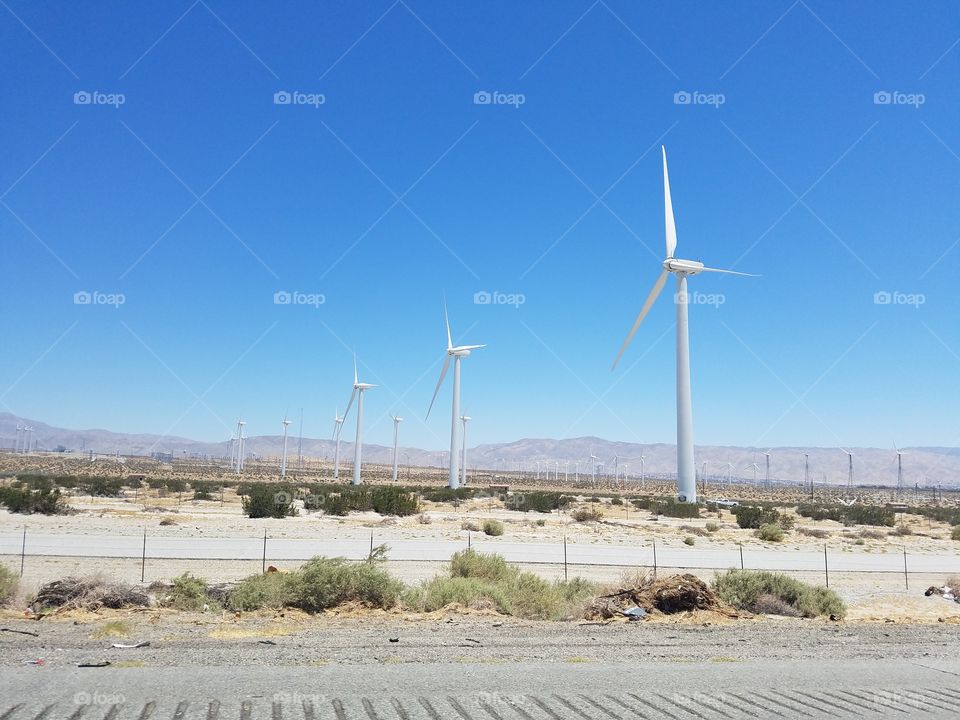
[763,450,772,488]
[332,409,345,480]
[391,415,403,482]
[280,414,291,478]
[343,356,375,486]
[894,443,906,494]
[426,304,485,489]
[612,147,755,503]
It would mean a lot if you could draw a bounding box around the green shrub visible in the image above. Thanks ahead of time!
[404,552,595,620]
[125,476,144,489]
[82,477,124,497]
[682,536,695,546]
[370,486,419,516]
[165,573,215,611]
[572,507,603,522]
[483,520,505,536]
[295,557,403,611]
[0,484,67,514]
[733,505,781,529]
[419,486,476,503]
[0,564,18,606]
[796,503,895,527]
[165,479,188,493]
[228,572,299,611]
[756,523,785,542]
[653,499,700,519]
[890,524,913,536]
[503,491,570,513]
[193,488,213,501]
[705,521,720,533]
[713,569,845,618]
[241,485,296,518]
[450,549,514,582]
[611,497,623,506]
[952,526,960,541]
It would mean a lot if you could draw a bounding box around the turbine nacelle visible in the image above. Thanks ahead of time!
[663,258,704,275]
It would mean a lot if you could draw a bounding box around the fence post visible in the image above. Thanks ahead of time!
[903,546,908,590]
[823,543,829,587]
[652,538,658,579]
[563,536,568,582]
[739,544,744,570]
[262,529,267,573]
[19,526,26,577]
[370,530,374,558]
[140,527,147,582]
[468,530,471,549]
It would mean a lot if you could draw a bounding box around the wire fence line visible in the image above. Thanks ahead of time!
[3,529,959,590]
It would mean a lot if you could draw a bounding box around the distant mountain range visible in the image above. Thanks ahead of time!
[1,412,956,488]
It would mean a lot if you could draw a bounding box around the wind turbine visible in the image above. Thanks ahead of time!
[640,454,646,487]
[280,414,291,478]
[894,443,906,494]
[234,420,246,474]
[612,146,755,503]
[426,304,485,489]
[763,450,771,488]
[840,449,854,494]
[332,409,345,480]
[391,415,403,482]
[724,461,735,485]
[343,355,376,486]
[589,451,599,485]
[14,424,22,453]
[745,462,760,485]
[802,452,810,492]
[459,416,471,486]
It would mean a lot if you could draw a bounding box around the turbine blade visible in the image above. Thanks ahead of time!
[699,266,759,277]
[353,354,358,385]
[342,388,357,424]
[663,146,677,259]
[426,354,451,419]
[444,301,452,350]
[612,269,670,370]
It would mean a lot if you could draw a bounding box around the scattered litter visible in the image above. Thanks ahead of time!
[22,658,44,665]
[1,628,39,637]
[78,661,111,668]
[257,640,277,645]
[622,607,648,621]
[388,637,399,643]
[924,585,959,603]
[110,641,150,649]
[464,638,481,644]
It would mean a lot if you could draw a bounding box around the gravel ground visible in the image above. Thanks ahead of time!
[2,609,960,669]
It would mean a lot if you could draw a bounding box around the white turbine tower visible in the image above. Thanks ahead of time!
[343,356,375,486]
[640,454,647,487]
[589,451,599,485]
[14,424,23,453]
[391,415,403,482]
[332,409,345,480]
[745,462,760,484]
[763,450,772,488]
[894,443,906,494]
[612,147,755,503]
[459,415,471,486]
[234,419,246,474]
[426,304,485,489]
[840,448,855,493]
[280,414,291,478]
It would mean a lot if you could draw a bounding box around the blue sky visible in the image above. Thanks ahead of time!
[1,0,958,451]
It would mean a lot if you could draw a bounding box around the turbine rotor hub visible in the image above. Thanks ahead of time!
[663,258,704,275]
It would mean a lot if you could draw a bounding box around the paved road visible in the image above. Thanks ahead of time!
[2,531,959,573]
[2,660,960,719]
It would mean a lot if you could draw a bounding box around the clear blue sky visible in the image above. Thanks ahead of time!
[1,1,958,451]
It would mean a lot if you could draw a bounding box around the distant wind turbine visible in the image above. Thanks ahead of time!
[612,146,756,504]
[391,415,403,482]
[343,355,375,485]
[280,414,291,478]
[763,450,771,488]
[840,448,855,494]
[332,409,345,480]
[426,303,485,489]
[894,443,906,494]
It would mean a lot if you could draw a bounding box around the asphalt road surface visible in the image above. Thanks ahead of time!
[2,660,960,719]
[2,531,959,573]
